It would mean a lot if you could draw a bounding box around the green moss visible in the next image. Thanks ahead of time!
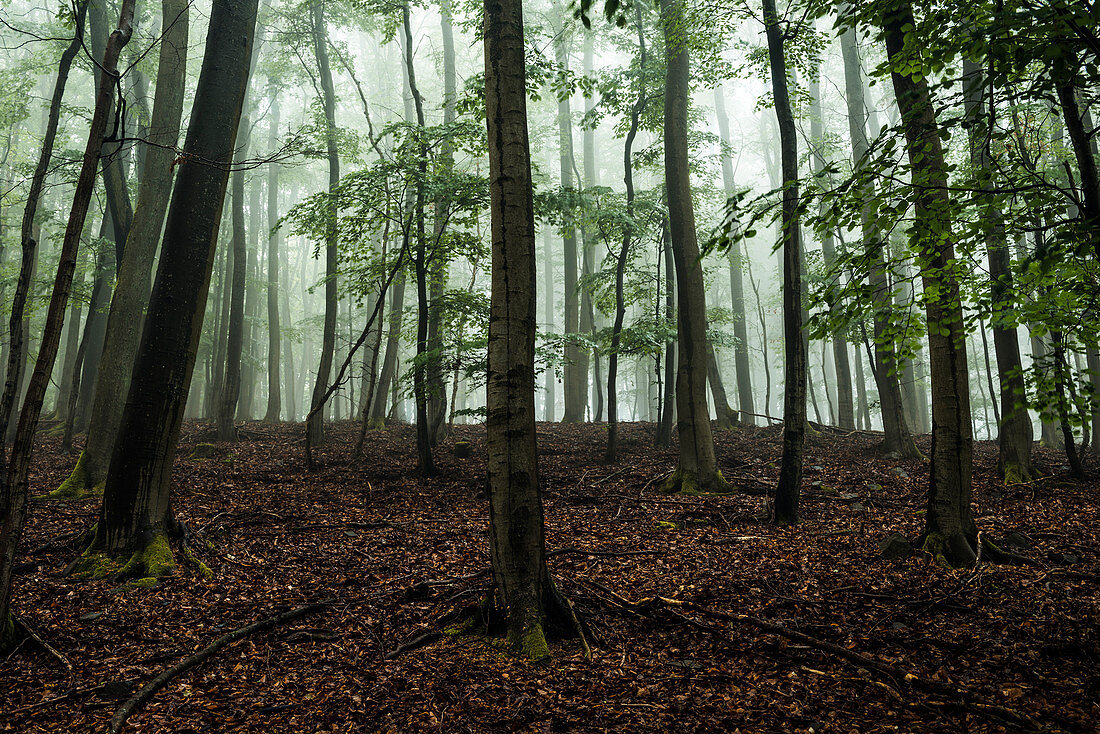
[181,546,213,578]
[367,417,386,430]
[128,577,159,589]
[188,443,216,460]
[662,467,734,496]
[443,618,478,637]
[118,533,177,579]
[71,550,125,580]
[1002,462,1031,486]
[511,623,550,662]
[0,611,17,655]
[654,520,680,530]
[50,452,93,500]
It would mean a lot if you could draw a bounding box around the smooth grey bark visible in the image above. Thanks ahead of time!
[838,18,918,457]
[88,0,258,572]
[306,0,340,446]
[542,230,555,421]
[962,58,1033,482]
[714,85,755,425]
[54,0,189,496]
[808,76,854,429]
[264,88,282,422]
[554,6,584,424]
[659,0,727,494]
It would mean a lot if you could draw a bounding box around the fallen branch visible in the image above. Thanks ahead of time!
[108,601,329,734]
[546,547,663,560]
[384,631,443,660]
[584,582,1052,733]
[14,618,75,683]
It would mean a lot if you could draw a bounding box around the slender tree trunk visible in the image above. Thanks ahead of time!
[660,0,727,493]
[883,0,976,566]
[839,18,918,458]
[1,0,134,651]
[808,76,854,429]
[555,9,584,424]
[306,0,340,447]
[79,0,258,577]
[607,3,646,463]
[657,221,676,446]
[401,3,435,476]
[581,32,602,423]
[542,230,555,421]
[764,0,804,524]
[264,88,282,422]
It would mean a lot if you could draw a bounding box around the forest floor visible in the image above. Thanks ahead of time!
[2,420,1098,733]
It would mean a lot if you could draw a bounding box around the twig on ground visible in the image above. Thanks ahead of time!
[108,601,330,734]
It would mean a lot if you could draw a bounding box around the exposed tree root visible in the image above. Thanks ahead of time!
[385,631,443,659]
[584,581,1054,733]
[108,601,329,734]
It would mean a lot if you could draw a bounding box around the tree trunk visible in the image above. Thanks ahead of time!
[838,18,917,457]
[963,60,1033,480]
[808,75,854,430]
[482,0,580,658]
[606,2,646,463]
[883,1,976,567]
[764,0,804,525]
[78,0,257,578]
[659,0,727,494]
[555,9,584,424]
[656,221,676,447]
[306,0,340,447]
[264,87,282,422]
[401,2,435,476]
[1,0,134,652]
[55,0,189,496]
[714,87,756,426]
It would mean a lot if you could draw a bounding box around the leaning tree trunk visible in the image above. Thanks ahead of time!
[0,0,134,653]
[53,0,188,498]
[838,17,918,458]
[764,0,805,525]
[962,58,1032,483]
[72,0,258,580]
[483,0,582,660]
[883,0,976,567]
[306,0,340,447]
[659,0,727,494]
[1,0,89,446]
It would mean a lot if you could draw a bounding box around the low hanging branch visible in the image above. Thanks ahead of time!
[108,601,329,734]
[584,581,1050,733]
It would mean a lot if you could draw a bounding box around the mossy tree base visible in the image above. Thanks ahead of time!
[1000,461,1033,486]
[661,467,733,496]
[71,532,178,581]
[366,416,386,430]
[0,611,18,655]
[464,580,589,663]
[921,531,978,569]
[49,452,104,500]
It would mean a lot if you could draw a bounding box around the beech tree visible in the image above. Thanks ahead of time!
[72,0,259,579]
[483,0,584,659]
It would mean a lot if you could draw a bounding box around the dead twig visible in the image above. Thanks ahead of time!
[108,601,330,734]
